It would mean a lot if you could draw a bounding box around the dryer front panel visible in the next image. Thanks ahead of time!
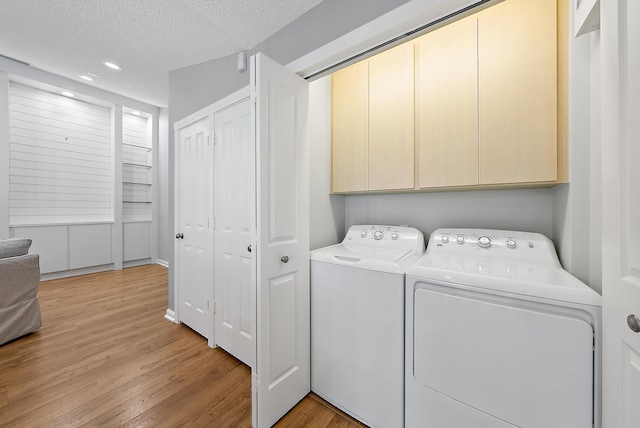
[412,281,594,428]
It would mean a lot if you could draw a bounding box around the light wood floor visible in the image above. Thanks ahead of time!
[0,264,365,427]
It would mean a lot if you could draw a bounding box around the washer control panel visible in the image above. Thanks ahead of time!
[344,225,425,252]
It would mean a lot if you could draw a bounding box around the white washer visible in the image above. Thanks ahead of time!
[311,225,425,428]
[405,228,602,428]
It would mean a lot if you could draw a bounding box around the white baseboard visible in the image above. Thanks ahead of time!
[156,259,169,268]
[40,264,114,281]
[123,258,152,268]
[164,308,177,323]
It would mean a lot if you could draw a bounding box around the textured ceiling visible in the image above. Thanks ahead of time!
[0,0,324,107]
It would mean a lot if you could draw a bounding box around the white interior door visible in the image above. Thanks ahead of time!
[214,95,256,367]
[175,118,213,340]
[601,1,640,427]
[251,53,310,428]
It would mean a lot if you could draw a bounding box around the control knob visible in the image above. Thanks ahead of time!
[391,232,399,240]
[456,235,465,245]
[477,236,492,248]
[374,230,384,240]
[361,231,368,238]
[441,235,450,244]
[506,239,517,249]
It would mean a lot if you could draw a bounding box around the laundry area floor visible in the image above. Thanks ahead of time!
[0,265,363,427]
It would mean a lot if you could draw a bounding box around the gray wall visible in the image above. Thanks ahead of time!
[345,188,555,241]
[166,0,410,309]
[309,77,345,250]
[552,12,602,293]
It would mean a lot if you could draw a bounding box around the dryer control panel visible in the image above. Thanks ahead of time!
[428,228,560,266]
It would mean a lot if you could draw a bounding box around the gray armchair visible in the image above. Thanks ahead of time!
[0,238,42,346]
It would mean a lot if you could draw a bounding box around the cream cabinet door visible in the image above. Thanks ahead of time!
[331,61,369,193]
[477,0,558,185]
[369,43,415,191]
[416,16,478,188]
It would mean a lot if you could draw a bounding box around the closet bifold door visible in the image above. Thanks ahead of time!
[251,53,310,428]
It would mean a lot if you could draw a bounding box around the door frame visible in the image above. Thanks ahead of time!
[173,111,215,347]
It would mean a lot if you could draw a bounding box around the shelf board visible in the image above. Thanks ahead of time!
[122,142,152,151]
[123,162,152,169]
[123,181,152,186]
[123,201,152,204]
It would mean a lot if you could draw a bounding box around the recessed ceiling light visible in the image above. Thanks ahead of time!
[103,61,123,71]
[61,91,74,97]
[79,75,94,81]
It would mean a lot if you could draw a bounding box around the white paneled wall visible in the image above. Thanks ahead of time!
[8,83,112,224]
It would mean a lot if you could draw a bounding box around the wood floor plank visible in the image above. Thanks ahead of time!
[0,265,365,427]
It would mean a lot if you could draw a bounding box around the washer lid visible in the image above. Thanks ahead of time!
[310,224,426,273]
[311,243,417,273]
[408,253,602,307]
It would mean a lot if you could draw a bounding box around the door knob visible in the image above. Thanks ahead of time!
[175,233,184,239]
[281,256,289,263]
[628,314,640,333]
[248,245,252,252]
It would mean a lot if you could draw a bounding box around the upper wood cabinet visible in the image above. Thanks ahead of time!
[332,61,369,193]
[416,15,479,189]
[331,0,564,194]
[477,0,558,185]
[331,44,414,193]
[368,43,415,191]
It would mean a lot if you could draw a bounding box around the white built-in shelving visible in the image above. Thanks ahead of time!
[122,111,154,266]
[6,80,157,277]
[122,113,152,222]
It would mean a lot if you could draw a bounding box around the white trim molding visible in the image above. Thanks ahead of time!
[286,0,498,79]
[164,308,177,323]
[156,259,169,268]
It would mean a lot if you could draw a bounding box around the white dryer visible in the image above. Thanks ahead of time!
[311,225,425,428]
[405,228,602,428]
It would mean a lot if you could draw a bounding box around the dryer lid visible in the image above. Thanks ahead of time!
[408,253,602,307]
[407,228,602,307]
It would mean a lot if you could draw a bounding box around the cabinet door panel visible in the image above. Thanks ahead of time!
[478,0,557,184]
[369,43,415,191]
[69,224,112,269]
[417,17,479,188]
[331,62,369,193]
